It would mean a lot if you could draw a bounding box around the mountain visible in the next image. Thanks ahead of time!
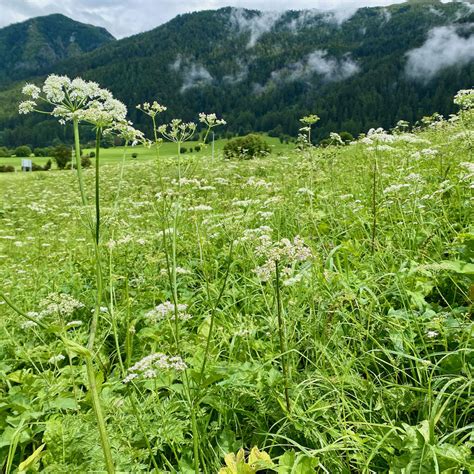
[0,14,115,86]
[0,1,473,147]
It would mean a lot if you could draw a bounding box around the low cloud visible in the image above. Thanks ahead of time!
[405,24,474,81]
[287,9,356,32]
[271,49,360,83]
[230,8,283,47]
[0,0,465,39]
[222,60,249,84]
[170,55,214,92]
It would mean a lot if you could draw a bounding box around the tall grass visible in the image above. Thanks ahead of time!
[0,88,472,472]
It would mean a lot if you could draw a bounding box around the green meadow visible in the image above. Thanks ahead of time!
[1,86,473,473]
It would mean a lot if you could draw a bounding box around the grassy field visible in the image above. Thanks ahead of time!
[0,112,473,472]
[0,136,292,171]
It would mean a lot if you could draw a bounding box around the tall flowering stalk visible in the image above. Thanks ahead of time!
[254,236,312,412]
[361,128,395,254]
[16,75,141,474]
[136,101,167,180]
[298,114,320,149]
[158,119,197,181]
[454,89,474,157]
[198,112,227,145]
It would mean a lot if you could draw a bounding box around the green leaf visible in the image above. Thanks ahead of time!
[18,443,45,473]
[277,451,318,473]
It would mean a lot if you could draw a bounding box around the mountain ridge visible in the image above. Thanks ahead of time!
[0,14,115,86]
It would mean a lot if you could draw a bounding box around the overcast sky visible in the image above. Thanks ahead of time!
[0,0,453,38]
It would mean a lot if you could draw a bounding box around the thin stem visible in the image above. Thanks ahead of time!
[275,261,291,413]
[95,128,102,244]
[198,243,233,387]
[171,213,180,353]
[73,117,88,207]
[190,403,200,474]
[177,141,182,182]
[88,242,104,352]
[126,387,161,472]
[85,357,115,473]
[371,153,378,255]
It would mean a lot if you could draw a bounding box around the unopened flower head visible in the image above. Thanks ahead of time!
[199,113,226,128]
[300,114,320,125]
[137,101,167,117]
[158,119,197,143]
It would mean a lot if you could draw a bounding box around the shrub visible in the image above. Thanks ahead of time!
[194,145,201,152]
[81,156,92,168]
[339,131,354,143]
[89,151,96,158]
[52,145,72,170]
[181,147,187,154]
[224,134,271,160]
[34,147,49,157]
[15,145,32,157]
[32,160,53,171]
[0,146,11,157]
[0,164,15,172]
[131,152,138,159]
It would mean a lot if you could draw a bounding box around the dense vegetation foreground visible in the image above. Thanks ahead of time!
[1,97,473,471]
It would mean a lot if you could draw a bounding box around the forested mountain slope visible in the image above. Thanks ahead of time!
[0,14,115,87]
[1,1,473,146]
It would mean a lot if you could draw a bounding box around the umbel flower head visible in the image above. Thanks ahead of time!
[158,119,197,143]
[123,353,187,383]
[136,101,167,117]
[19,74,127,127]
[454,89,474,110]
[199,113,226,128]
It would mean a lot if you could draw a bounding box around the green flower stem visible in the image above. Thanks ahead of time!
[73,117,88,207]
[72,121,113,472]
[275,260,291,413]
[371,152,378,255]
[126,387,161,472]
[198,243,233,387]
[95,127,102,244]
[85,356,115,473]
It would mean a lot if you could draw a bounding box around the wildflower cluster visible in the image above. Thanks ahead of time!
[329,132,344,146]
[361,127,395,145]
[103,121,145,146]
[123,353,187,383]
[39,293,84,317]
[145,301,192,322]
[20,75,128,128]
[254,236,312,282]
[454,89,474,110]
[48,354,66,364]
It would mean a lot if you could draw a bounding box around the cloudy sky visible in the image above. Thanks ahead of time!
[0,0,421,38]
